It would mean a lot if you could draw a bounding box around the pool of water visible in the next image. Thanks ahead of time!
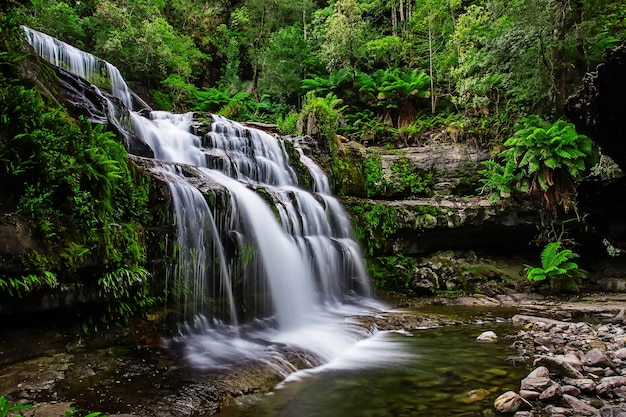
[218,321,529,417]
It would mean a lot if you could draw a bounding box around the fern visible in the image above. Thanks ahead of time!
[525,241,585,291]
[478,115,598,213]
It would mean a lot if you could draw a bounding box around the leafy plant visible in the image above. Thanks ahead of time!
[478,116,597,212]
[297,92,345,144]
[0,271,57,297]
[0,396,31,417]
[277,111,299,135]
[525,241,585,292]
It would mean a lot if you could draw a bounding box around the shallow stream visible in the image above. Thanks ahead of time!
[218,321,529,417]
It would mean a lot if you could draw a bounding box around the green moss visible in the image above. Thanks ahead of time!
[254,187,281,221]
[366,253,417,290]
[348,201,401,256]
[389,157,433,198]
[363,152,384,197]
[282,140,314,191]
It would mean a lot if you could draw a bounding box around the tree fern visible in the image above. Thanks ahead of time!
[478,115,598,213]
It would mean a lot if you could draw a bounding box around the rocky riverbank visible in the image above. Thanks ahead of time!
[494,313,626,417]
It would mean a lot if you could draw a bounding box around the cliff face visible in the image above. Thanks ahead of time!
[329,139,540,258]
[566,44,626,250]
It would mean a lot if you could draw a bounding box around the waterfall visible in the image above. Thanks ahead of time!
[24,27,390,370]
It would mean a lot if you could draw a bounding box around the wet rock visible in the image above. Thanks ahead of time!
[460,388,491,404]
[561,385,581,396]
[585,348,616,369]
[411,266,439,291]
[596,376,626,396]
[560,394,600,416]
[562,377,597,394]
[534,356,584,379]
[600,403,626,417]
[539,381,563,401]
[477,331,498,343]
[494,391,526,414]
[519,389,540,401]
[546,405,573,416]
[521,367,553,392]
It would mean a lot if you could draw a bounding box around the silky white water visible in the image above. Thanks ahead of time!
[24,27,407,373]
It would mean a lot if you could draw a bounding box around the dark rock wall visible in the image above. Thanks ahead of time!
[566,44,626,250]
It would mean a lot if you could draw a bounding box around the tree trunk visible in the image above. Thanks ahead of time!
[428,16,436,114]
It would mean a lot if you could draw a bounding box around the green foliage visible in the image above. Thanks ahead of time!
[194,87,289,123]
[297,92,344,142]
[362,153,432,198]
[350,202,401,256]
[389,158,433,198]
[363,153,384,197]
[277,111,299,135]
[0,396,31,417]
[94,266,159,325]
[478,116,597,212]
[525,241,585,292]
[367,253,417,290]
[258,25,321,102]
[0,37,153,325]
[0,271,56,298]
[315,0,368,71]
[356,68,430,128]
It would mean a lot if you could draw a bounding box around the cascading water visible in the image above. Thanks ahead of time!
[24,27,405,373]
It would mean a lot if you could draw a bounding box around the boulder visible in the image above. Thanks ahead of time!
[494,391,526,414]
[534,356,585,379]
[584,348,616,369]
[560,394,600,416]
[539,381,563,401]
[562,377,597,394]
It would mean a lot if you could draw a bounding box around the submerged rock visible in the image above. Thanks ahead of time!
[477,331,498,343]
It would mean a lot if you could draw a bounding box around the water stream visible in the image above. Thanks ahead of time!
[219,322,528,417]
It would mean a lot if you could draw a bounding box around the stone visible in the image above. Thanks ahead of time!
[540,381,563,401]
[527,366,551,379]
[562,377,597,393]
[519,389,540,401]
[477,331,498,342]
[585,348,613,367]
[596,376,626,396]
[461,388,491,404]
[561,385,581,396]
[534,356,585,379]
[521,375,553,392]
[560,394,600,416]
[600,404,626,417]
[614,386,626,400]
[546,405,573,416]
[494,391,527,414]
[614,348,626,360]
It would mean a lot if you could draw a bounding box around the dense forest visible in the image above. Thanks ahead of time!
[2,0,626,326]
[9,0,626,133]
